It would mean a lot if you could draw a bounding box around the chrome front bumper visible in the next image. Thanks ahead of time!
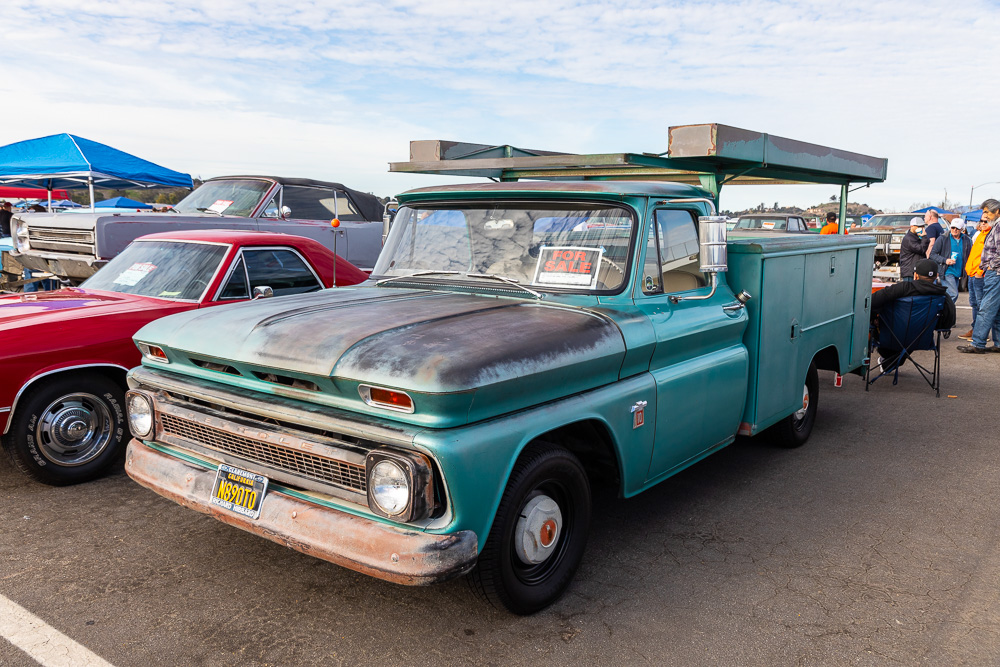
[125,439,478,585]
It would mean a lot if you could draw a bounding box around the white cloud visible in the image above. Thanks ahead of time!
[1,0,998,210]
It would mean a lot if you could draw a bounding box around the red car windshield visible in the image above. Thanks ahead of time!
[81,241,227,301]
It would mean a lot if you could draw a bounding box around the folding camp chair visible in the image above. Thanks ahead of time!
[865,295,949,396]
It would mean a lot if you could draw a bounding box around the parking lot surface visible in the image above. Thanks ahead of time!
[2,299,999,666]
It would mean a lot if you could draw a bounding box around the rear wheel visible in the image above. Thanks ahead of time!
[2,375,126,485]
[468,443,591,615]
[765,362,819,448]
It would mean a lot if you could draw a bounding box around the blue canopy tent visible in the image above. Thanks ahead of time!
[912,206,955,215]
[95,196,153,209]
[964,209,983,222]
[0,133,192,211]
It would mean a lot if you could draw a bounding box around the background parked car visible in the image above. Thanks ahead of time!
[0,229,367,485]
[8,175,387,286]
[731,213,811,232]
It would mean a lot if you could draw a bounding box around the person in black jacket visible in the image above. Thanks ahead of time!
[871,259,956,369]
[0,201,12,237]
[929,219,972,302]
[898,217,927,281]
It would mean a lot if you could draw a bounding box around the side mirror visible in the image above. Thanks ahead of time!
[252,285,273,299]
[698,216,729,273]
[382,198,399,245]
[280,205,291,219]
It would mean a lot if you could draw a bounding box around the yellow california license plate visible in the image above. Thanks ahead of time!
[210,464,269,519]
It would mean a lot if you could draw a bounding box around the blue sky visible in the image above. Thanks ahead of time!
[2,0,999,212]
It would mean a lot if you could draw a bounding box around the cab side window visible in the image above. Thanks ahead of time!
[244,249,322,296]
[651,210,705,294]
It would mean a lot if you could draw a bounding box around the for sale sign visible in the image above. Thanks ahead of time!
[533,247,603,287]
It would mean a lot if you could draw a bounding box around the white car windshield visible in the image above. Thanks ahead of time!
[81,241,227,300]
[372,203,636,292]
[173,179,272,217]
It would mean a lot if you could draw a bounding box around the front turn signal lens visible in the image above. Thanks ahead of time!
[359,385,414,413]
[138,343,169,363]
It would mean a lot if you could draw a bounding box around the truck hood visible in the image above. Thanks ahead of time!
[136,287,627,423]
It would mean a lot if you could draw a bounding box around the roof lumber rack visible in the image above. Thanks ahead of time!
[389,124,888,232]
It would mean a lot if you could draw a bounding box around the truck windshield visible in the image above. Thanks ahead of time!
[173,179,273,217]
[372,203,636,292]
[81,240,227,301]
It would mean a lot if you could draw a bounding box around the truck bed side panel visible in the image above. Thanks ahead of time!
[727,235,875,435]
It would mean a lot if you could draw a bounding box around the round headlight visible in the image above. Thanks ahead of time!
[370,460,410,516]
[127,393,153,438]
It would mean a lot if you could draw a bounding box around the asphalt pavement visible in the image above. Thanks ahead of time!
[2,296,999,666]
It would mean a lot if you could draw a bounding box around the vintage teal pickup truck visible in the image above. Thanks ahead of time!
[124,180,875,614]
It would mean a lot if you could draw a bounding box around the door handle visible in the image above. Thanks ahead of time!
[722,302,745,315]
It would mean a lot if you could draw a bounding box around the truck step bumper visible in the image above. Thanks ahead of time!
[126,439,478,586]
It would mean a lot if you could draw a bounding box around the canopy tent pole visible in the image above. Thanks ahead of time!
[88,176,95,212]
[838,183,848,233]
[47,179,52,212]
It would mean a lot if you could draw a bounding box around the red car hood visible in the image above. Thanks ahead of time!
[0,288,174,330]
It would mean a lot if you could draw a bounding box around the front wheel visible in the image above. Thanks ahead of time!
[468,444,591,615]
[765,362,819,449]
[2,374,126,485]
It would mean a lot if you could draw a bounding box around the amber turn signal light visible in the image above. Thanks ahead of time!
[359,385,414,413]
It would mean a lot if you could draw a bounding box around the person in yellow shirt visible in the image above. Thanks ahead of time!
[960,217,998,341]
[820,212,839,234]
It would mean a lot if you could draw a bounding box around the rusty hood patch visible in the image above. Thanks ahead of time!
[135,287,626,397]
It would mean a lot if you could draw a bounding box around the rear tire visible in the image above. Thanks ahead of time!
[468,443,591,615]
[765,362,819,449]
[2,374,126,485]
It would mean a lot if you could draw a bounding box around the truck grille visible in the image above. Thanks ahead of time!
[875,233,892,245]
[160,413,367,492]
[28,227,95,254]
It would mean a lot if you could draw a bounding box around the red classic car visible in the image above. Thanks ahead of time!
[0,229,367,485]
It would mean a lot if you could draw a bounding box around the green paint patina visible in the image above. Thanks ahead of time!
[128,179,875,581]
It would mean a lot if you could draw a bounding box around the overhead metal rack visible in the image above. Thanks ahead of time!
[389,124,888,232]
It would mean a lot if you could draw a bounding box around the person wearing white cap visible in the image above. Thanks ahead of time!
[898,217,927,282]
[930,218,972,302]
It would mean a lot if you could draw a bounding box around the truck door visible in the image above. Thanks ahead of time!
[634,207,749,482]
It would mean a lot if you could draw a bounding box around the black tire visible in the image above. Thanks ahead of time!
[2,374,126,485]
[764,362,819,449]
[468,443,591,615]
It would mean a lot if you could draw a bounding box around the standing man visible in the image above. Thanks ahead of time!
[898,217,927,282]
[820,212,839,234]
[923,210,944,258]
[958,199,1000,353]
[960,216,999,341]
[930,218,972,302]
[0,201,12,237]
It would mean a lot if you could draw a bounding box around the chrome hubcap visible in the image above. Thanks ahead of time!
[793,383,810,421]
[36,393,113,466]
[514,494,563,565]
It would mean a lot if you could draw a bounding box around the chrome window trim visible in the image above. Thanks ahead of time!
[3,363,130,435]
[213,245,324,301]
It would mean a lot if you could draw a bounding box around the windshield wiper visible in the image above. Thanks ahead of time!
[196,207,223,215]
[374,270,461,287]
[464,273,542,299]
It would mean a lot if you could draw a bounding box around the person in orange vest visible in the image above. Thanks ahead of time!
[959,216,998,341]
[820,211,839,234]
